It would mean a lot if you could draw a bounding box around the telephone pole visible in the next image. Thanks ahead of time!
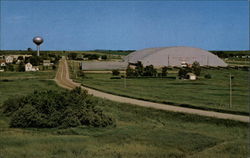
[229,73,232,108]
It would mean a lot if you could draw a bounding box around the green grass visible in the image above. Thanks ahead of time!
[0,69,249,158]
[0,96,248,158]
[0,71,61,105]
[76,69,249,114]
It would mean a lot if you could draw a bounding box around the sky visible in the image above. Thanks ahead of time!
[0,1,249,51]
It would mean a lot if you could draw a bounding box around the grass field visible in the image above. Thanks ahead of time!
[75,69,249,114]
[0,71,61,105]
[0,69,249,158]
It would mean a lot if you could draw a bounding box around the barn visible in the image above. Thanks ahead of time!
[123,46,227,67]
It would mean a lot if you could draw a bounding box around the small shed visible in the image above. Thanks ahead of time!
[43,60,51,66]
[187,73,196,80]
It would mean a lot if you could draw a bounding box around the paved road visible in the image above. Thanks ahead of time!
[55,59,250,123]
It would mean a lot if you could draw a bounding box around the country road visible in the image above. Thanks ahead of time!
[55,58,250,123]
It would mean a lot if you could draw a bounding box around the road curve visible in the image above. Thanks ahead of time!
[55,59,250,123]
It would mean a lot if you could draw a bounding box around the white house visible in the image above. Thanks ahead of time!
[187,73,196,80]
[43,60,52,66]
[5,56,14,63]
[25,63,39,72]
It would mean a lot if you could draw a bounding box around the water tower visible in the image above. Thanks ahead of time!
[33,36,44,56]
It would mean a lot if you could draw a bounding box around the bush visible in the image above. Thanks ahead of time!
[143,65,157,77]
[204,74,212,79]
[2,87,116,128]
[10,104,42,128]
[112,69,120,76]
[192,61,201,76]
[110,77,121,79]
[77,70,85,77]
[162,66,168,77]
[101,55,107,60]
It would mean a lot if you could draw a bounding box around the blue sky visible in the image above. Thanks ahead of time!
[0,1,249,51]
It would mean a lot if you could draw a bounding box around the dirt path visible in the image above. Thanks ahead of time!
[55,58,249,123]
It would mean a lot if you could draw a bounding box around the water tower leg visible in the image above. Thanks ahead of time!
[37,45,40,56]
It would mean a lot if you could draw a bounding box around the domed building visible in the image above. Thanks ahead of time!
[124,46,227,67]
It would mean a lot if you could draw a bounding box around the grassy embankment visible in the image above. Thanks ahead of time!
[74,68,249,115]
[0,63,248,158]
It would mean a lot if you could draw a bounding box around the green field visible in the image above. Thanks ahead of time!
[0,71,60,105]
[0,70,249,158]
[75,69,249,114]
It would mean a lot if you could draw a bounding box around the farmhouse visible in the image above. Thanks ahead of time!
[25,63,39,72]
[124,46,227,67]
[5,56,14,63]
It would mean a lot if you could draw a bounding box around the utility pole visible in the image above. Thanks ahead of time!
[168,55,170,67]
[229,73,232,108]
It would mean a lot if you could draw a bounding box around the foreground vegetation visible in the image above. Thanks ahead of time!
[76,68,249,114]
[0,95,248,157]
[2,87,115,128]
[0,66,248,157]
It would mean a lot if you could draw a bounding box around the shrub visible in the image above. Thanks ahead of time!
[126,65,136,77]
[110,77,121,79]
[204,74,212,79]
[162,66,168,77]
[77,70,85,77]
[143,65,157,77]
[2,87,116,128]
[10,104,42,128]
[101,55,107,60]
[178,67,192,79]
[18,62,25,72]
[192,61,201,76]
[112,69,120,76]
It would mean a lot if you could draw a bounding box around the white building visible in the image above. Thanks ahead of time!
[25,63,39,72]
[5,56,14,63]
[187,73,196,80]
[43,60,52,66]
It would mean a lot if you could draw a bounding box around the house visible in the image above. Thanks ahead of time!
[0,60,6,67]
[43,60,52,66]
[187,73,196,80]
[25,63,39,72]
[5,56,14,63]
[181,61,188,67]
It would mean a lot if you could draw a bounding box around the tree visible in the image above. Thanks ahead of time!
[135,61,143,77]
[178,67,192,79]
[143,65,157,77]
[17,56,24,60]
[126,65,135,77]
[68,53,77,60]
[6,64,14,71]
[29,56,41,66]
[112,70,120,76]
[162,66,168,77]
[192,61,201,76]
[27,48,33,52]
[77,70,85,77]
[18,62,25,72]
[101,55,107,60]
